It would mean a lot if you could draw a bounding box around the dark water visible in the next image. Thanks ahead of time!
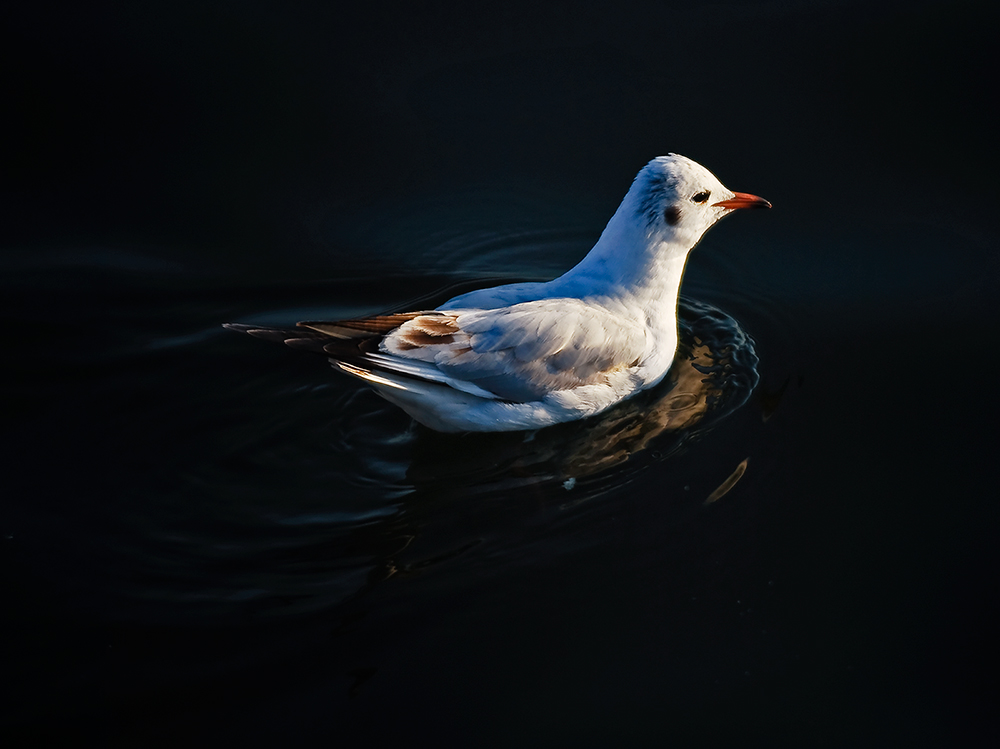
[4,1,998,745]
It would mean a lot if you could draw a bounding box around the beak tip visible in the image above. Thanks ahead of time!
[712,192,772,211]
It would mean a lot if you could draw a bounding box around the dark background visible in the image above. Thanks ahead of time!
[3,1,998,746]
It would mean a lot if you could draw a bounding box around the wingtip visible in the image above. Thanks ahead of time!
[223,323,301,343]
[296,321,353,339]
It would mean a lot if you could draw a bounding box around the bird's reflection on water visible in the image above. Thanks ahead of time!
[400,298,759,497]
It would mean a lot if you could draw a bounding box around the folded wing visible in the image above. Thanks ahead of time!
[230,299,649,404]
[374,299,648,402]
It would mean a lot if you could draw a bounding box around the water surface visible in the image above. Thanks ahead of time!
[4,1,998,745]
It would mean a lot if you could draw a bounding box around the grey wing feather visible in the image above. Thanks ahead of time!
[380,299,647,402]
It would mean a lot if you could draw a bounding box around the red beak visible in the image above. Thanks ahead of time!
[712,191,772,210]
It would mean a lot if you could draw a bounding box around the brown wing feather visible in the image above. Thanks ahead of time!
[226,313,461,366]
[297,312,430,339]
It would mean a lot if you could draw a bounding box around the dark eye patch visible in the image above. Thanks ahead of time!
[663,205,681,226]
[692,190,711,204]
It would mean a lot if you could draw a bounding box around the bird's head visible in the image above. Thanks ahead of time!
[632,154,770,247]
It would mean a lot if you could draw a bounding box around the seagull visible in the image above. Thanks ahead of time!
[225,154,770,432]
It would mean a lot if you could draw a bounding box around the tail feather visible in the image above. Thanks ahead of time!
[297,312,430,339]
[224,314,499,402]
[223,318,454,388]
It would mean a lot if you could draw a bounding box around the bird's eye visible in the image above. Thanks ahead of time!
[691,190,711,204]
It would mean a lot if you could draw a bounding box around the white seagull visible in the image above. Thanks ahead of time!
[226,154,770,432]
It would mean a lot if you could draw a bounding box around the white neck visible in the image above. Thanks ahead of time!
[551,194,699,336]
